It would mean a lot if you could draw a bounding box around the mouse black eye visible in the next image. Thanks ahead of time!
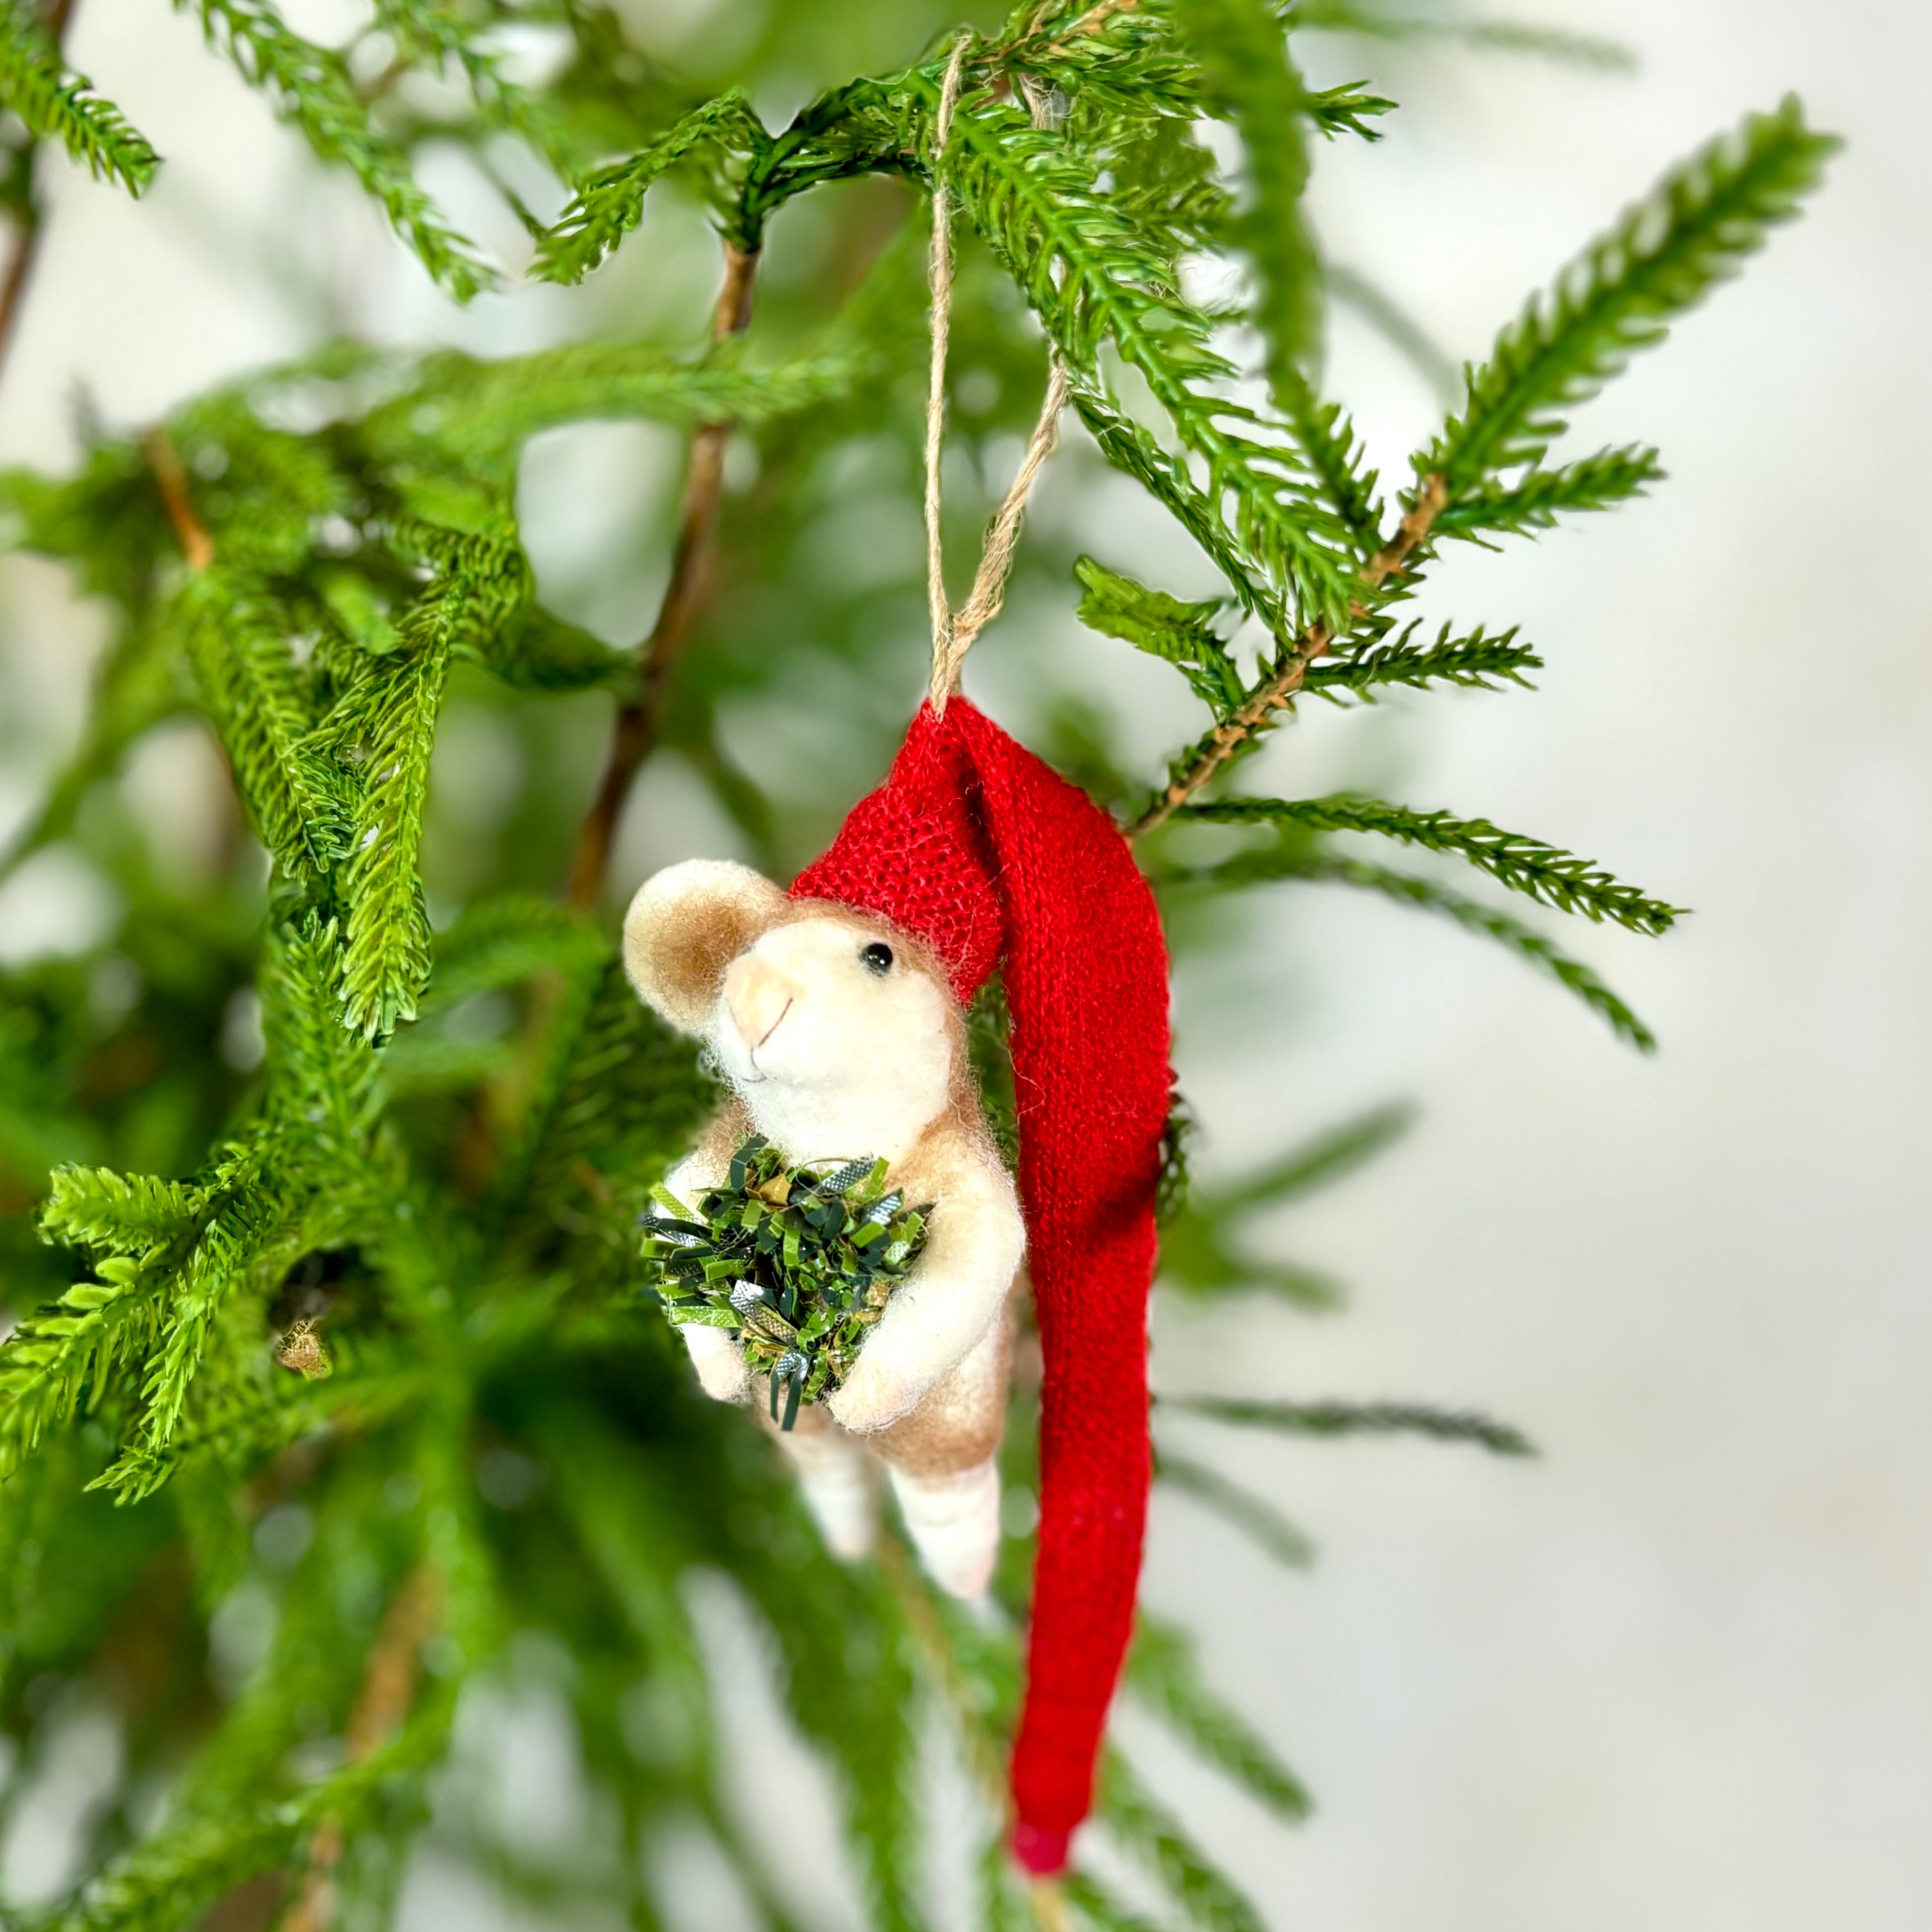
[860,941,894,976]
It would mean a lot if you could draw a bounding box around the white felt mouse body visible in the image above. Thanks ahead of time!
[624,857,1025,1598]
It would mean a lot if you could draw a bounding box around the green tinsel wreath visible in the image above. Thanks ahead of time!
[641,1135,931,1429]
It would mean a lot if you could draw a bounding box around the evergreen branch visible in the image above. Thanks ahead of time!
[1099,1749,1269,1932]
[1425,96,1837,488]
[39,1693,454,1932]
[39,1168,201,1257]
[1181,0,1387,552]
[1160,841,1656,1047]
[1328,261,1460,400]
[531,90,763,284]
[172,569,346,873]
[1303,621,1540,702]
[1128,476,1448,837]
[1066,377,1282,631]
[1272,369,1384,554]
[942,81,1356,627]
[0,1,159,194]
[1179,794,1682,934]
[262,918,383,1157]
[567,240,759,909]
[1156,1450,1316,1568]
[1073,555,1244,713]
[328,529,529,1037]
[179,0,493,300]
[284,1564,444,1932]
[370,0,574,175]
[1182,0,1320,372]
[1434,444,1665,543]
[1292,3,1637,72]
[1210,1102,1414,1212]
[99,1150,306,1498]
[422,896,606,1011]
[362,332,871,483]
[1128,1616,1312,1818]
[0,1258,162,1480]
[1164,1395,1537,1456]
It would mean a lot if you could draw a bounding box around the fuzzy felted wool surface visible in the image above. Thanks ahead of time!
[630,884,1025,1439]
[792,697,1172,1874]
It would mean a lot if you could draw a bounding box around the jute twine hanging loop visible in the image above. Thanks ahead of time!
[925,38,1071,713]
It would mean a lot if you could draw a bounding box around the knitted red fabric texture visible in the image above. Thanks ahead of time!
[790,698,1170,1874]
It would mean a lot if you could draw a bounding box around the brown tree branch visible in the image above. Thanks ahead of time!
[564,241,760,911]
[282,1564,443,1932]
[1127,473,1448,840]
[142,426,215,571]
[0,0,78,390]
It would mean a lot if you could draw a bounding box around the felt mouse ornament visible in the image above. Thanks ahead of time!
[622,696,1171,1876]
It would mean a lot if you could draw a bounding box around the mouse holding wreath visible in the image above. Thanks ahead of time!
[621,695,1172,1877]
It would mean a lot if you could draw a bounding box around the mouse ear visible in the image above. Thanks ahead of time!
[622,859,785,1034]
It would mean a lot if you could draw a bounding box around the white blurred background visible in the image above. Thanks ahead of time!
[2,2,1927,1928]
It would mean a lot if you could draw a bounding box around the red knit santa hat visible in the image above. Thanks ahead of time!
[790,695,1171,1875]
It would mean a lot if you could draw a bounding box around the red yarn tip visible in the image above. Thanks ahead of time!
[1011,1819,1072,1877]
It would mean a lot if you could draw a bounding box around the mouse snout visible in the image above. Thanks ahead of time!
[724,953,796,1053]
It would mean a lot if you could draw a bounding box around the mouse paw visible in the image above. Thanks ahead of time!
[826,1357,918,1433]
[682,1323,750,1403]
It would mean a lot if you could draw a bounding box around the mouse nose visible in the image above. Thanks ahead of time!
[724,954,796,1052]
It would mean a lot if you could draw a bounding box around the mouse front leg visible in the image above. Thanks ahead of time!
[826,1153,1024,1435]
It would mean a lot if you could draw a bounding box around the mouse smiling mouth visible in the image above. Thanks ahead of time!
[746,996,793,1072]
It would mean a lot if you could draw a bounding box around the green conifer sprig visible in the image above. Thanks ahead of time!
[181,0,494,300]
[1165,1395,1538,1456]
[1306,854,1659,1048]
[1067,378,1290,635]
[1423,95,1838,489]
[0,1260,162,1480]
[173,571,348,873]
[370,0,577,176]
[1074,555,1246,712]
[935,56,1361,628]
[39,1168,201,1255]
[1099,1749,1270,1932]
[1128,1615,1314,1818]
[1156,1448,1318,1568]
[532,89,765,284]
[0,2,160,194]
[1181,794,1683,934]
[1159,836,1656,1046]
[1434,442,1666,543]
[1303,620,1541,701]
[1183,0,1324,372]
[1293,2,1638,74]
[319,530,530,1038]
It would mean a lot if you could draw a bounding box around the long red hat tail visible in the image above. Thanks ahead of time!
[791,698,1170,1874]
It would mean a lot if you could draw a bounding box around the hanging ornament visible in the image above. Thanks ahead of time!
[621,39,1170,1879]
